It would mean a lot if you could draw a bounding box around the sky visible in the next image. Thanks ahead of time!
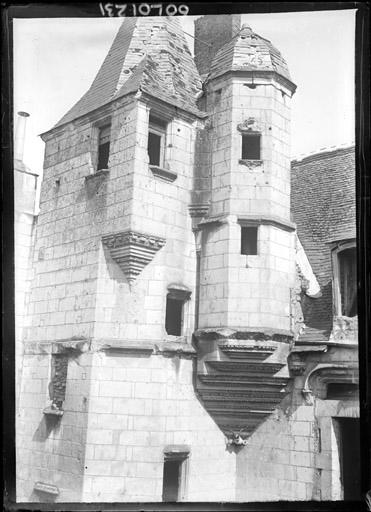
[13,9,356,178]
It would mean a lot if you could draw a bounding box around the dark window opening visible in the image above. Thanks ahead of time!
[97,124,111,170]
[148,131,162,166]
[327,383,358,400]
[148,115,167,167]
[338,247,357,316]
[241,133,261,160]
[337,418,361,500]
[241,226,258,255]
[165,296,183,336]
[162,459,182,502]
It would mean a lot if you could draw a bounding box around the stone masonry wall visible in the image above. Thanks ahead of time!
[236,345,359,501]
[81,351,236,502]
[16,352,93,502]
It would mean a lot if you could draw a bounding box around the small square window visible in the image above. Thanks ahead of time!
[241,133,261,160]
[241,226,258,255]
[148,115,167,167]
[97,124,111,170]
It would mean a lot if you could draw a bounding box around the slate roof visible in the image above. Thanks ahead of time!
[208,24,293,85]
[291,146,356,343]
[53,17,203,130]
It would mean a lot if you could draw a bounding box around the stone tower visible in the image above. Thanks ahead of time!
[15,16,339,504]
[192,20,297,441]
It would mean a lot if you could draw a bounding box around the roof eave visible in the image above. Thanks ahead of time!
[206,69,297,95]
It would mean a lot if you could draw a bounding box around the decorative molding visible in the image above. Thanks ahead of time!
[102,230,166,283]
[237,118,262,133]
[287,353,306,376]
[194,327,293,343]
[290,267,306,341]
[163,445,190,460]
[149,165,177,183]
[238,159,263,168]
[188,203,209,219]
[238,215,296,232]
[330,315,358,343]
[302,363,359,405]
[43,405,64,417]
[34,482,60,496]
[225,429,249,447]
[196,328,291,438]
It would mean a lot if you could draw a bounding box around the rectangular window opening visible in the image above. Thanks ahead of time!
[338,247,357,316]
[97,124,111,170]
[241,226,258,255]
[165,296,183,336]
[148,115,167,167]
[241,133,261,160]
[162,459,182,502]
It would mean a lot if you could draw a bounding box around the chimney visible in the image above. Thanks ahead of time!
[194,15,241,76]
[14,111,30,161]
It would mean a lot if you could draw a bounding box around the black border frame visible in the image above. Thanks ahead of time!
[2,2,370,511]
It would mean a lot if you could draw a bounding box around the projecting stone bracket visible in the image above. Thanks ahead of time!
[195,329,293,439]
[149,165,177,183]
[102,230,166,283]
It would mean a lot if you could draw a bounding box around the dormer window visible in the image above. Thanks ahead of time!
[338,247,357,317]
[241,133,261,160]
[97,124,111,170]
[333,243,357,317]
[148,115,167,167]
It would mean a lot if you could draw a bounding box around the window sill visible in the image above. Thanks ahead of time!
[149,165,177,183]
[239,159,263,168]
[85,168,110,181]
[43,405,64,417]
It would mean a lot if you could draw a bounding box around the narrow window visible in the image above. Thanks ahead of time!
[241,133,261,160]
[162,447,189,502]
[148,115,167,167]
[162,459,182,501]
[338,247,357,316]
[97,124,111,170]
[165,296,183,336]
[241,226,258,255]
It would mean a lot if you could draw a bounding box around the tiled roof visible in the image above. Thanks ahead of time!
[208,24,293,84]
[53,17,203,129]
[291,145,356,343]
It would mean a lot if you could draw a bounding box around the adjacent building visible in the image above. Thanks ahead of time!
[15,16,359,502]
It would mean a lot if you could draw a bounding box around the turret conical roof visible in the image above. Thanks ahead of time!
[208,24,295,89]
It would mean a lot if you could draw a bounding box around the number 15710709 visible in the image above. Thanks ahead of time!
[99,3,190,17]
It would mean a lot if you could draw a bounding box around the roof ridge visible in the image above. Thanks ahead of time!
[291,142,355,163]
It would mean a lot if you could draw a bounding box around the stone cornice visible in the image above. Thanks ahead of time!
[102,230,166,283]
[194,327,293,343]
[238,215,296,232]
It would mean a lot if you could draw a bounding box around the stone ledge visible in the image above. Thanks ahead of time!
[93,338,196,357]
[34,482,60,496]
[194,327,293,343]
[84,169,110,181]
[149,165,177,183]
[24,337,91,355]
[43,406,64,417]
[238,215,296,232]
[238,159,263,168]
